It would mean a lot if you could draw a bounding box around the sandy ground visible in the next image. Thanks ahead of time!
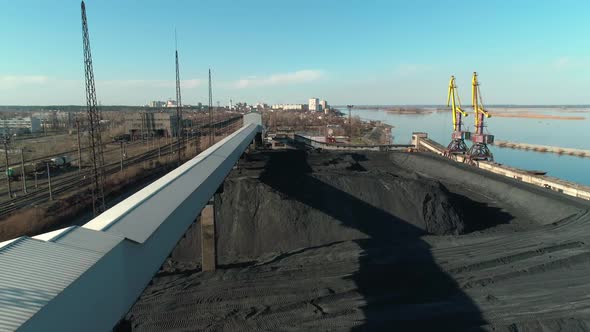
[122,150,590,331]
[491,113,585,120]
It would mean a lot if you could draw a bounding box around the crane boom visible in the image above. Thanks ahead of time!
[443,75,470,158]
[465,72,494,164]
[447,76,468,132]
[471,72,491,135]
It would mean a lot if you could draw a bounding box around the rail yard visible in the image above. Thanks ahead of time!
[0,115,242,240]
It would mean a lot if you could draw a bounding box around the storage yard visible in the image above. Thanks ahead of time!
[123,149,590,331]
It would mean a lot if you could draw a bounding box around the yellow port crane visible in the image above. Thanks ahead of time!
[471,72,491,136]
[443,75,470,158]
[466,72,494,163]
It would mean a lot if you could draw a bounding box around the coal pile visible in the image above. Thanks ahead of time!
[212,150,473,265]
[124,150,590,331]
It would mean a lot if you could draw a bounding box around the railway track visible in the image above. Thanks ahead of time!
[0,118,243,220]
[0,139,145,174]
[0,139,180,219]
[0,137,173,196]
[0,116,242,175]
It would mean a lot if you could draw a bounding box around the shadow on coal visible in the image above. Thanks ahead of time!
[259,150,491,330]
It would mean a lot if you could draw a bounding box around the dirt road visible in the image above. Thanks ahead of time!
[123,150,590,331]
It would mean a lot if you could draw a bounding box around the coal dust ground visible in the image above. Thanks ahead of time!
[123,150,590,331]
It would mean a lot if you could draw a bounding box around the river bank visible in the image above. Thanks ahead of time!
[337,107,590,186]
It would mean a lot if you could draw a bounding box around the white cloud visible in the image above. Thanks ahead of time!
[98,79,203,89]
[393,63,432,76]
[0,75,206,105]
[553,56,571,69]
[235,69,324,89]
[0,75,49,88]
[0,76,203,91]
[551,56,590,71]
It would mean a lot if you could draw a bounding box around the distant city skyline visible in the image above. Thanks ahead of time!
[1,0,589,106]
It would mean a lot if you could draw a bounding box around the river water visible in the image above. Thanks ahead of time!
[337,107,590,186]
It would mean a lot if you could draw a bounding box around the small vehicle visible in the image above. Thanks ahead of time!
[50,156,73,167]
[6,162,45,180]
[113,134,131,142]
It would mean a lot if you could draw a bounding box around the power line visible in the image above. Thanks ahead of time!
[208,69,213,146]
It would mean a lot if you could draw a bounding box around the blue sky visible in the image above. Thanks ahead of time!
[1,0,589,105]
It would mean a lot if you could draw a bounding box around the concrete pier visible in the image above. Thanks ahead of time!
[493,140,590,158]
[412,133,590,201]
[295,134,413,151]
[201,204,216,271]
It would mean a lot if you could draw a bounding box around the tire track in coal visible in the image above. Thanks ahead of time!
[448,241,585,275]
[128,241,366,331]
[462,251,590,289]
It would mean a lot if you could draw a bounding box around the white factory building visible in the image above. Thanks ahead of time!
[148,101,166,108]
[271,104,308,111]
[0,117,41,135]
[271,99,328,112]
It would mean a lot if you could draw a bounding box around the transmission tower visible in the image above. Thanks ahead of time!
[347,105,354,142]
[51,111,59,131]
[208,69,213,146]
[81,1,106,215]
[175,35,183,163]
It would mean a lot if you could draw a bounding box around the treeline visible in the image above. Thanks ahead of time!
[0,105,203,113]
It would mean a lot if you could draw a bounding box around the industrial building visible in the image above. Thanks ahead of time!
[271,104,308,111]
[0,116,41,135]
[148,101,165,108]
[32,110,74,129]
[125,112,180,138]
